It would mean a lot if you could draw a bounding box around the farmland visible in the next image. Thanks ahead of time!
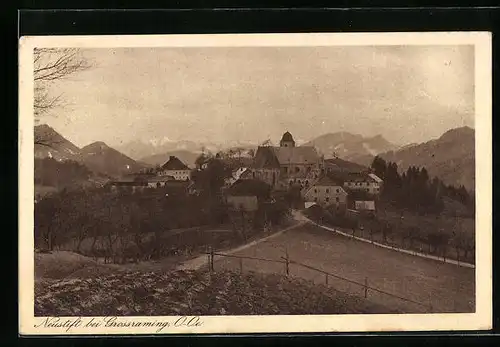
[34,252,396,316]
[211,223,475,313]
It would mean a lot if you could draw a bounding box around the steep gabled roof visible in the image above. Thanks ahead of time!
[253,146,281,169]
[161,156,189,170]
[272,146,319,165]
[225,179,271,199]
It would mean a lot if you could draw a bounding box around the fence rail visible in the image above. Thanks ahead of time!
[205,248,433,312]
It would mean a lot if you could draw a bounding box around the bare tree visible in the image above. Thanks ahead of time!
[34,48,92,117]
[34,48,92,148]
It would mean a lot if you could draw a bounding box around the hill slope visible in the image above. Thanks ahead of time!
[356,127,475,191]
[34,124,81,161]
[80,141,146,178]
[302,132,398,162]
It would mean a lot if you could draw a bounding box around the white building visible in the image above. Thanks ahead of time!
[304,176,348,209]
[343,172,382,195]
[158,156,191,181]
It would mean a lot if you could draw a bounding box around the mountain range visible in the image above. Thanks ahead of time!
[301,132,399,162]
[34,124,475,192]
[116,138,256,163]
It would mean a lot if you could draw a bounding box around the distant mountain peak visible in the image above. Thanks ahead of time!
[302,131,397,161]
[355,126,475,191]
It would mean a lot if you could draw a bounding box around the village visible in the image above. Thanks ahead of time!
[107,131,383,222]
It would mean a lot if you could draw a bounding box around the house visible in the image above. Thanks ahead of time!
[158,156,191,181]
[250,131,323,190]
[224,179,272,212]
[303,176,348,210]
[146,175,175,188]
[343,172,382,195]
[108,181,148,194]
[224,167,251,188]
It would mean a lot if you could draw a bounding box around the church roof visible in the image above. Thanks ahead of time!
[253,146,281,169]
[272,146,319,165]
[281,131,294,142]
[313,176,345,187]
[161,156,189,170]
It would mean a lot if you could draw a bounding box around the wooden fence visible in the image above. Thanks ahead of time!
[205,247,433,312]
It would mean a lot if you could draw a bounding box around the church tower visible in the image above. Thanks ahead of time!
[280,131,296,148]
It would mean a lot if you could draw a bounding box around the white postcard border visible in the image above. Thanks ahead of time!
[19,32,492,334]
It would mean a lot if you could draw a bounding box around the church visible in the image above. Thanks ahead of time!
[250,131,324,190]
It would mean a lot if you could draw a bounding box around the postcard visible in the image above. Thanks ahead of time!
[19,32,492,334]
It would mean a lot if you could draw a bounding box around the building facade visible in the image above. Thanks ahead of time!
[158,156,191,181]
[343,172,382,195]
[304,177,348,209]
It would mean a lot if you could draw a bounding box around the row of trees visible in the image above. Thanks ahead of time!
[34,187,228,260]
[35,156,292,263]
[304,204,474,263]
[371,156,473,214]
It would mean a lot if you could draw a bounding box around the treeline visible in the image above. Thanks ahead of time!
[35,157,93,188]
[35,157,291,263]
[34,188,230,260]
[371,156,473,215]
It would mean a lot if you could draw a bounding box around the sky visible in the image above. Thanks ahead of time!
[38,45,475,148]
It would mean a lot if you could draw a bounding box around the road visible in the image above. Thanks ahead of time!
[175,220,306,271]
[294,210,475,268]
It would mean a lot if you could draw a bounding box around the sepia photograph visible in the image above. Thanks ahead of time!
[18,33,492,334]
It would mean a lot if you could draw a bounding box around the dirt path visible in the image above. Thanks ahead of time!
[175,221,306,271]
[295,210,475,269]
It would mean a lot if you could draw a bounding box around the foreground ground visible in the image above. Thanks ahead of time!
[212,223,475,313]
[35,253,395,316]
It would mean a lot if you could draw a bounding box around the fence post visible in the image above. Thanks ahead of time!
[207,246,211,271]
[239,257,243,274]
[364,277,368,298]
[325,273,329,285]
[285,248,290,277]
[210,247,214,272]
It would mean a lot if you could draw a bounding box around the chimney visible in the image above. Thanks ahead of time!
[169,156,175,160]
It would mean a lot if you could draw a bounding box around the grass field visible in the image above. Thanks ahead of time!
[212,223,475,313]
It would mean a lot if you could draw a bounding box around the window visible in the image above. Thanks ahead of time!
[314,189,317,193]
[326,188,329,193]
[336,188,339,193]
[314,197,317,202]
[336,197,339,202]
[326,197,330,202]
